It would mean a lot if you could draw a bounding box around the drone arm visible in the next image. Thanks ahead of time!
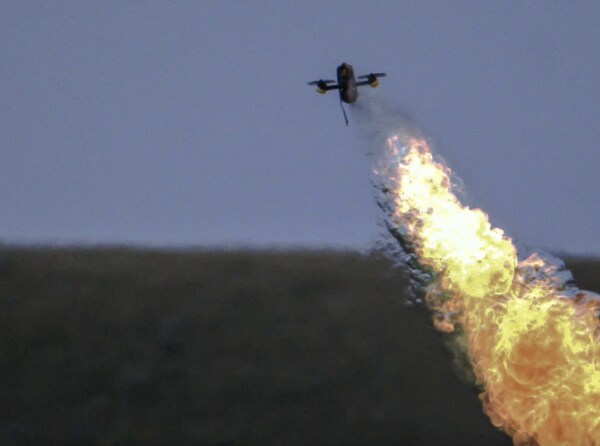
[357,73,386,88]
[323,84,340,90]
[312,84,340,94]
[308,80,340,94]
[356,80,374,87]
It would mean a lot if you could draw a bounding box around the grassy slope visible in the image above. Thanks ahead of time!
[0,248,598,445]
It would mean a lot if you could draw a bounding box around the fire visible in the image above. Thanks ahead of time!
[378,135,600,445]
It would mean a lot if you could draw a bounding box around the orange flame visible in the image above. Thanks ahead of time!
[380,135,600,445]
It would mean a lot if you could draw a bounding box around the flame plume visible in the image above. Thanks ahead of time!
[375,134,600,445]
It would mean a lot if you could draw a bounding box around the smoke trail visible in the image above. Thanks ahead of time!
[355,96,600,445]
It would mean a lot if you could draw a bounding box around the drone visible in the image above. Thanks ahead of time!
[308,63,386,125]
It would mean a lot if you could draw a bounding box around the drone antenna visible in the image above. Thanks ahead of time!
[339,99,349,126]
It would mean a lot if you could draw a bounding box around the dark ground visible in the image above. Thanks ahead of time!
[0,247,597,446]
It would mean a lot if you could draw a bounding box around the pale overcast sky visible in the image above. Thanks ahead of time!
[2,1,599,255]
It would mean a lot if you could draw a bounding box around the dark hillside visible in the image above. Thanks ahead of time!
[0,248,598,445]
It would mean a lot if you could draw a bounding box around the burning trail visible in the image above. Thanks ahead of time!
[358,99,600,445]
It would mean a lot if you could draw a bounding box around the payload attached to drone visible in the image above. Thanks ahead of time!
[308,63,386,126]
